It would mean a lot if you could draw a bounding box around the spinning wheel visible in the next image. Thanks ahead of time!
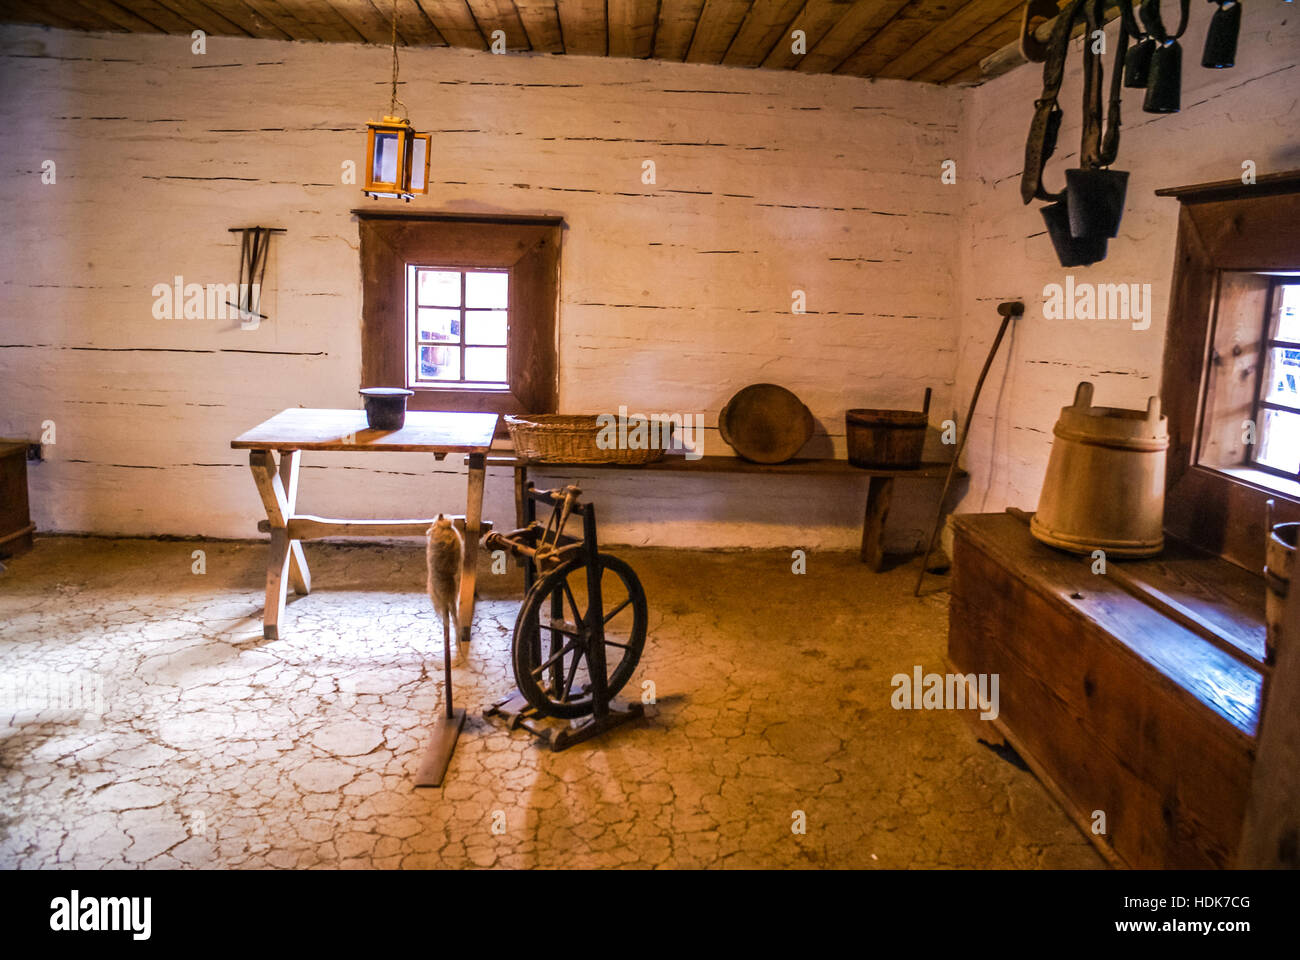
[484,483,649,749]
[512,553,647,719]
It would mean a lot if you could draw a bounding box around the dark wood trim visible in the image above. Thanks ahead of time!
[1154,170,1300,204]
[351,208,566,226]
[358,214,561,420]
[1160,182,1300,572]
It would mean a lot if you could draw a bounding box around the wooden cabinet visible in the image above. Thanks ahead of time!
[0,441,34,558]
[948,512,1263,868]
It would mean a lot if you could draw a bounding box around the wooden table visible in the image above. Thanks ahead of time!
[232,408,499,643]
[492,454,963,571]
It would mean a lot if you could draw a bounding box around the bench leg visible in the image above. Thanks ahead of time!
[458,452,486,646]
[860,476,894,572]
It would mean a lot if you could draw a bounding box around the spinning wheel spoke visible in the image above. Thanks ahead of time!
[602,597,633,624]
[540,617,582,637]
[530,637,578,680]
[560,647,583,702]
[604,638,631,650]
[561,579,585,625]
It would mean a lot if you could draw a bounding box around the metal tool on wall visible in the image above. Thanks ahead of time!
[914,301,1024,596]
[227,225,283,325]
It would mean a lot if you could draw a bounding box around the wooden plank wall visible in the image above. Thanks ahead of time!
[947,10,1300,540]
[0,23,962,548]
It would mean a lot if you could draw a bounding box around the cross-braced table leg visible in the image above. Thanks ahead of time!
[249,448,311,639]
[457,452,486,645]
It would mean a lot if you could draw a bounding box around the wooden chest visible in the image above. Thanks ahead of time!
[948,512,1263,868]
[0,441,34,558]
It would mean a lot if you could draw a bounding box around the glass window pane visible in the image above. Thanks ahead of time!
[1277,284,1300,342]
[373,132,399,184]
[417,308,460,343]
[418,270,460,307]
[417,344,460,381]
[1263,346,1300,410]
[1257,407,1300,474]
[464,347,506,384]
[465,271,508,308]
[410,136,428,191]
[465,310,507,345]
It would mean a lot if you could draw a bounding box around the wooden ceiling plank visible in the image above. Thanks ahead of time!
[99,0,211,33]
[719,0,802,66]
[323,0,403,44]
[394,0,446,44]
[760,0,852,70]
[606,0,656,58]
[795,0,910,74]
[0,0,103,31]
[248,0,364,41]
[832,0,967,77]
[188,0,295,38]
[233,0,336,40]
[911,6,1021,83]
[512,0,564,52]
[465,0,529,48]
[653,0,704,61]
[149,0,256,35]
[64,0,169,32]
[555,0,605,55]
[875,0,1023,80]
[420,0,487,48]
[685,0,752,63]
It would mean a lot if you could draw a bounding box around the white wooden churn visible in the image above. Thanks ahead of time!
[1031,381,1168,558]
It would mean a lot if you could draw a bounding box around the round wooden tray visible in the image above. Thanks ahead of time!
[718,383,815,464]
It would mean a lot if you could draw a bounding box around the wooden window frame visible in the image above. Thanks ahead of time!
[1158,171,1300,572]
[1249,281,1300,483]
[357,210,561,417]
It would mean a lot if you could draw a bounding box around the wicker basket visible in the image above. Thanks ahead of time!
[505,414,671,465]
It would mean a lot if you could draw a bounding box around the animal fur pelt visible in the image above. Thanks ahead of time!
[426,514,464,647]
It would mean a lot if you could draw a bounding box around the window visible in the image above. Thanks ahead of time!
[407,267,509,389]
[357,211,561,417]
[1158,170,1300,571]
[1253,282,1300,477]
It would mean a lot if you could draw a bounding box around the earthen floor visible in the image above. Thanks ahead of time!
[0,538,1103,869]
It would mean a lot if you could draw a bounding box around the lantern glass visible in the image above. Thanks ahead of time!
[409,134,430,194]
[373,131,401,185]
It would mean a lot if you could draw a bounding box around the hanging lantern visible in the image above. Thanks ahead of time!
[364,116,429,200]
[361,1,430,202]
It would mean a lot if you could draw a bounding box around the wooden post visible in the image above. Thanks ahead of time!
[249,449,292,640]
[278,450,311,596]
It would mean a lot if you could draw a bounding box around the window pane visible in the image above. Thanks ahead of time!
[464,347,506,384]
[465,271,508,308]
[417,307,460,343]
[417,344,460,381]
[1257,407,1300,474]
[465,310,507,345]
[418,270,460,307]
[1263,346,1300,410]
[373,132,400,184]
[1278,284,1300,341]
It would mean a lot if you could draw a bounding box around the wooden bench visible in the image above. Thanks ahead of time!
[487,453,962,570]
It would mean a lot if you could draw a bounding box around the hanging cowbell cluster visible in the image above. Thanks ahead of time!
[1019,0,1249,267]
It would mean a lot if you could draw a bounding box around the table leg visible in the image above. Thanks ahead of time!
[250,449,292,639]
[278,450,311,596]
[860,476,894,572]
[513,464,528,531]
[458,452,487,645]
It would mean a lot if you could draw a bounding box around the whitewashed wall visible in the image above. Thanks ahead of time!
[0,24,963,550]
[952,9,1300,521]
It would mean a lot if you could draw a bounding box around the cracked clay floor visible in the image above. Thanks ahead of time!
[0,538,1103,869]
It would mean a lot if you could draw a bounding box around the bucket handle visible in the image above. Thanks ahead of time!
[1145,395,1161,423]
[1072,381,1094,408]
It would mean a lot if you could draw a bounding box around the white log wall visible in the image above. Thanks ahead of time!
[952,9,1300,526]
[0,23,962,550]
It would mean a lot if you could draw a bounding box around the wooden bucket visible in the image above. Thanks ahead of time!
[1030,381,1168,558]
[846,388,931,469]
[1264,516,1296,668]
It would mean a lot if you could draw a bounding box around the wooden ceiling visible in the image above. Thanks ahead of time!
[0,1,1054,84]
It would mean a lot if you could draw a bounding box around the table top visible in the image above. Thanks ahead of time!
[232,408,499,453]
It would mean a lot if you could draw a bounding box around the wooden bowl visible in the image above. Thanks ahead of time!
[718,383,815,464]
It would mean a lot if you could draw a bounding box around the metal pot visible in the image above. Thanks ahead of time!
[359,387,414,430]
